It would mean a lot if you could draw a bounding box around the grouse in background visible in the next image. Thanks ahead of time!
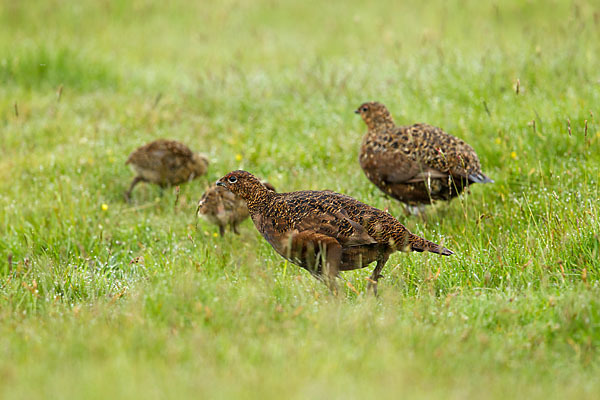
[355,102,492,214]
[125,139,209,201]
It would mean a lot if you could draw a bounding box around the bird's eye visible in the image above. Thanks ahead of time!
[361,106,368,112]
[228,176,238,184]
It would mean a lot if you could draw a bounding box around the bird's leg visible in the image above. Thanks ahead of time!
[124,176,145,202]
[320,240,342,296]
[232,223,240,235]
[367,253,390,296]
[219,224,225,237]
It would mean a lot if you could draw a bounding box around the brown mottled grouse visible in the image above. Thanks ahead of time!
[197,181,276,236]
[216,170,453,293]
[356,102,492,214]
[125,139,209,200]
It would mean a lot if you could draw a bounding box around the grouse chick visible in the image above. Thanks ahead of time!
[125,139,209,200]
[197,181,276,236]
[217,170,453,293]
[356,102,492,214]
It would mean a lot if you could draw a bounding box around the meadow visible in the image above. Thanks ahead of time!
[1,0,599,398]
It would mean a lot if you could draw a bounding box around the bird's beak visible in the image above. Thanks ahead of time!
[216,181,226,188]
[354,109,360,114]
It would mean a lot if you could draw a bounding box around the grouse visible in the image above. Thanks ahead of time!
[197,181,276,236]
[216,170,453,294]
[356,102,492,214]
[125,139,209,201]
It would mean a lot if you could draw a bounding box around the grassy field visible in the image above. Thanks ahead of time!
[1,0,599,398]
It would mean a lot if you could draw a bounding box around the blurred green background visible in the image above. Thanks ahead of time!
[1,0,599,398]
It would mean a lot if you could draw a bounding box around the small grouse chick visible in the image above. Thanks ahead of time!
[217,170,453,294]
[356,102,492,214]
[125,139,209,200]
[197,181,276,236]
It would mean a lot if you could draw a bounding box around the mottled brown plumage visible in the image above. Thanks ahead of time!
[356,102,492,213]
[197,181,275,236]
[125,139,209,200]
[217,170,453,293]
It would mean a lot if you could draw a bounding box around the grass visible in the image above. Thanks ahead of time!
[1,0,599,398]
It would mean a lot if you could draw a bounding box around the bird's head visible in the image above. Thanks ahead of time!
[216,170,269,202]
[354,102,395,130]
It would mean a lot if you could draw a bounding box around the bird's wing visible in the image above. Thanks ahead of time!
[362,132,448,184]
[296,210,378,247]
[163,140,194,159]
[361,143,423,184]
[126,149,165,170]
[126,140,188,170]
[287,194,378,247]
[404,123,484,181]
[160,142,194,171]
[405,169,449,183]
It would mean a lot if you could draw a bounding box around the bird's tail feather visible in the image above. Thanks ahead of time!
[468,172,493,184]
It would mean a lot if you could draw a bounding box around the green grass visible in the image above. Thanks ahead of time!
[1,0,600,398]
